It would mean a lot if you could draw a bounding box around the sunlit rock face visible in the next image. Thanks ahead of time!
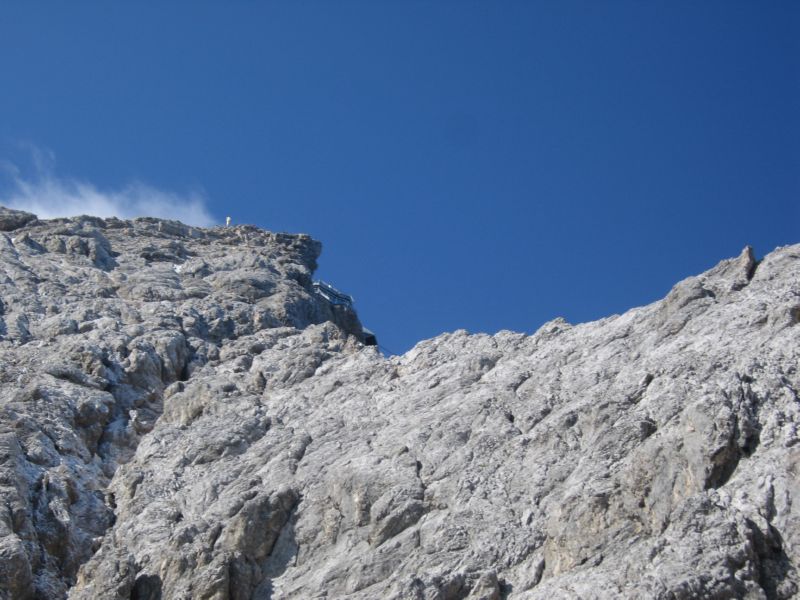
[0,207,798,599]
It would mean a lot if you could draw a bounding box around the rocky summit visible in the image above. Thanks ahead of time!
[0,206,797,600]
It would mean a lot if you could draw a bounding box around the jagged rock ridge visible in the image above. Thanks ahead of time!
[0,207,363,599]
[0,205,798,599]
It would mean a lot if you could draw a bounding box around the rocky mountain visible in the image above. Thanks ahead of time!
[0,206,797,599]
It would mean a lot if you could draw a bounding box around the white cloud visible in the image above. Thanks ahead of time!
[0,147,217,227]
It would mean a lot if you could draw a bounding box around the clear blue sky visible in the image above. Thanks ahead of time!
[1,2,797,354]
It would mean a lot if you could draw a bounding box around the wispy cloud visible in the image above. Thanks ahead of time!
[0,146,217,227]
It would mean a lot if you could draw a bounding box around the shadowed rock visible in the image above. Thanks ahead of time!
[0,206,37,231]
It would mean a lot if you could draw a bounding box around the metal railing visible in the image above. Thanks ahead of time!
[312,280,354,307]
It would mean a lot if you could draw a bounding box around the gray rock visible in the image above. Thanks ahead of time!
[0,205,798,599]
[0,206,37,231]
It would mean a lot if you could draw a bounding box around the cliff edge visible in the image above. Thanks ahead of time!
[0,207,798,599]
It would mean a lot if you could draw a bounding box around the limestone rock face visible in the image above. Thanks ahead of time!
[0,209,798,599]
[0,214,362,599]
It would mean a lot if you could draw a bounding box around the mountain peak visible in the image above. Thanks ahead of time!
[0,208,798,598]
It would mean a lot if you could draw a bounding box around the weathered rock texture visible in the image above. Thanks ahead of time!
[0,206,798,599]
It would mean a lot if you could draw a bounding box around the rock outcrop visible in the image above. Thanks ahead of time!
[0,207,798,599]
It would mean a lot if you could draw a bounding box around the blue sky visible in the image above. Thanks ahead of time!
[1,2,798,354]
